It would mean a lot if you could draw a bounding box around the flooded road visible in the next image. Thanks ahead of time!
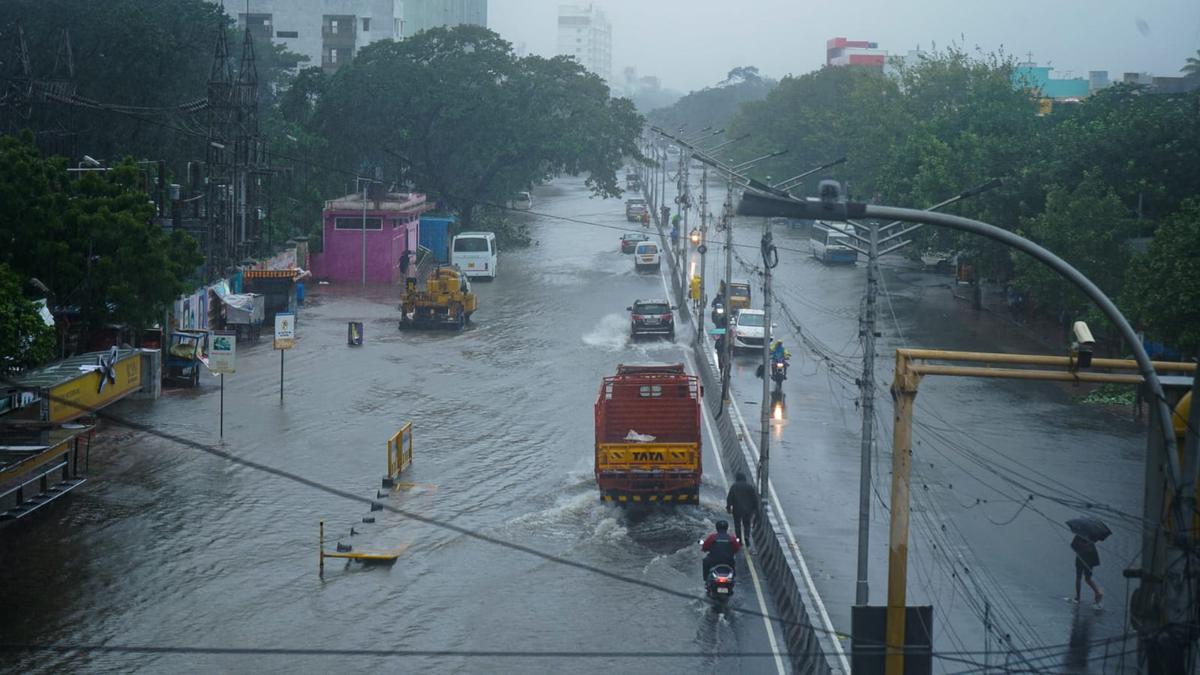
[0,178,785,674]
[691,179,1144,673]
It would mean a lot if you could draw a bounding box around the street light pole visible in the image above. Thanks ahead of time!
[855,221,880,606]
[758,220,775,515]
[360,178,368,287]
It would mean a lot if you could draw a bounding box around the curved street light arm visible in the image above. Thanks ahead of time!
[860,204,1185,526]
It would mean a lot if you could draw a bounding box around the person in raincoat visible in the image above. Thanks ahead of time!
[1071,534,1103,606]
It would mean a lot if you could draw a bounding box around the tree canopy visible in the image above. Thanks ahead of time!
[312,25,643,226]
[0,134,201,334]
[1123,201,1200,353]
[0,262,55,373]
[721,48,1200,346]
[648,66,776,141]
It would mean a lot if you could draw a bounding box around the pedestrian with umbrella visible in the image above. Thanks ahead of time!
[1067,516,1110,608]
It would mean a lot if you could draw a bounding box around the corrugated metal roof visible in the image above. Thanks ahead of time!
[5,349,140,391]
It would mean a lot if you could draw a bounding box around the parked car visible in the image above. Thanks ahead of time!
[627,299,676,340]
[730,308,768,351]
[633,241,660,272]
[509,191,533,210]
[625,198,648,222]
[620,231,651,253]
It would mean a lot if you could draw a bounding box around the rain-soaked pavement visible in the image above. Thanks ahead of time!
[691,177,1145,673]
[0,178,789,674]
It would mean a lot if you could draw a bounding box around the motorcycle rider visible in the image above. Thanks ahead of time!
[701,519,742,582]
[771,339,789,364]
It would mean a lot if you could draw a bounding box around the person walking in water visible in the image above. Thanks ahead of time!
[726,472,759,548]
[1071,534,1103,607]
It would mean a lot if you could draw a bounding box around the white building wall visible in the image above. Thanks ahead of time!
[240,0,403,71]
[556,4,611,84]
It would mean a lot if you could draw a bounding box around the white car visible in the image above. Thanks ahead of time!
[730,309,766,351]
[509,191,532,210]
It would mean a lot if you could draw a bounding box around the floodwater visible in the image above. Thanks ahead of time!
[692,179,1145,673]
[0,178,783,674]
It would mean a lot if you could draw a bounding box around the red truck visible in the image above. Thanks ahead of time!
[594,363,702,505]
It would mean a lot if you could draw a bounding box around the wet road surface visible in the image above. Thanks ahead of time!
[688,177,1144,673]
[0,178,788,674]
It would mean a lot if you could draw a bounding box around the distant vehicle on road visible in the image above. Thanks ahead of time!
[627,299,676,340]
[398,264,477,330]
[620,231,650,254]
[920,250,955,272]
[508,191,532,210]
[633,241,660,272]
[625,198,648,222]
[626,172,641,191]
[811,221,858,264]
[451,231,499,279]
[727,281,752,312]
[730,308,767,351]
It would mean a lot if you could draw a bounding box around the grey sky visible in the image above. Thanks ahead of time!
[489,0,1200,92]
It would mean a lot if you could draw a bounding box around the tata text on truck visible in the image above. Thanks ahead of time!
[594,363,701,504]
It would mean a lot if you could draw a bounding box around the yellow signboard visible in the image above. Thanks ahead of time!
[597,443,699,470]
[48,354,142,423]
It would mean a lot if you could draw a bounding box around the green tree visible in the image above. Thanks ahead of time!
[313,25,643,227]
[0,263,56,373]
[1012,174,1139,319]
[647,66,776,138]
[0,134,201,336]
[1181,49,1200,79]
[1123,200,1200,353]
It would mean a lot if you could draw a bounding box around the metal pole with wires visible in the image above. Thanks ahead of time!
[855,220,880,606]
[758,221,778,516]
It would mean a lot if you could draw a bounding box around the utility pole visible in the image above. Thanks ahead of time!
[360,178,368,287]
[848,179,1002,608]
[699,164,708,327]
[855,221,880,606]
[758,220,776,512]
[721,174,735,404]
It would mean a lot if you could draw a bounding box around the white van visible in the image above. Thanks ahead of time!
[633,241,660,272]
[451,231,499,279]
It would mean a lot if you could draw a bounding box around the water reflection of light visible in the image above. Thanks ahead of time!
[773,403,784,421]
[689,261,696,277]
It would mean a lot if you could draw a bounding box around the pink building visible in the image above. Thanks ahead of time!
[312,191,432,285]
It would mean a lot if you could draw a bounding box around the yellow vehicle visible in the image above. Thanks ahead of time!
[728,281,752,312]
[398,265,478,330]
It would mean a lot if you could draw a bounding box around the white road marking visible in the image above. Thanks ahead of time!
[655,247,786,674]
[731,398,852,674]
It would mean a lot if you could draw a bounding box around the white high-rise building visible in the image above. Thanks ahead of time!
[238,0,404,73]
[556,4,612,85]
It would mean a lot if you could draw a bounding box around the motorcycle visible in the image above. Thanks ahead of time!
[706,564,736,606]
[771,358,788,387]
[711,302,727,328]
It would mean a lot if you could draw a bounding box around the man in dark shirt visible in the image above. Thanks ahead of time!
[701,520,741,581]
[726,472,760,547]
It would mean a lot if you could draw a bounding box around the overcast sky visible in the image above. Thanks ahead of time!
[489,0,1200,92]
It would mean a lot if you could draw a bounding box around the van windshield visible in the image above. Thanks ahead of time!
[636,243,657,253]
[454,237,490,253]
[736,312,764,327]
[730,285,750,298]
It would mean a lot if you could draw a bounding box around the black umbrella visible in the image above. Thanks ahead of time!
[1067,516,1112,542]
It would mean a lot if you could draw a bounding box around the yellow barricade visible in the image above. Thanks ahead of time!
[385,422,413,486]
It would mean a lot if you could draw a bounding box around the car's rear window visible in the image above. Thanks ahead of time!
[636,243,657,253]
[635,303,670,315]
[731,286,750,297]
[628,199,646,205]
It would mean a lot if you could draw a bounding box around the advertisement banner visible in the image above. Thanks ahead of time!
[274,312,296,350]
[210,331,237,374]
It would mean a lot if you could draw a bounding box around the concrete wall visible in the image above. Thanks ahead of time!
[313,211,417,284]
